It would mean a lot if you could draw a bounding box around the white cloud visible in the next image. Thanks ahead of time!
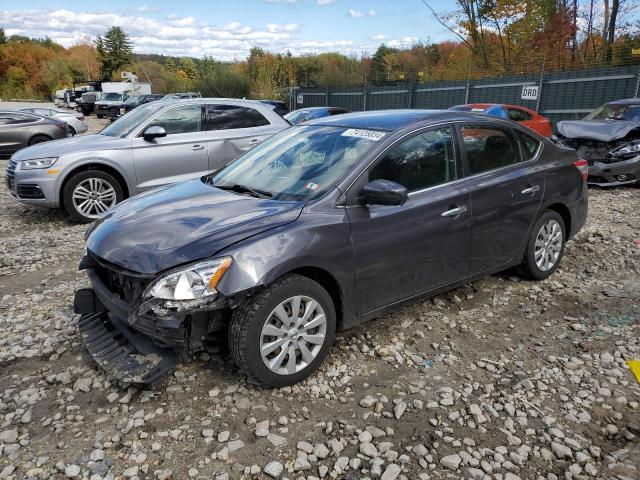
[317,0,337,5]
[265,0,297,3]
[348,9,376,18]
[137,6,159,13]
[371,34,386,40]
[386,36,418,48]
[0,8,374,60]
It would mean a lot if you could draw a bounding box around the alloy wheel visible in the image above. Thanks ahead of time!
[260,295,327,375]
[534,219,563,271]
[72,178,117,219]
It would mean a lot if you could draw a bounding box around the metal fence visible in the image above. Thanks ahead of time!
[292,62,640,128]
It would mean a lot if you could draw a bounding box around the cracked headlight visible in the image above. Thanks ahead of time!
[144,257,233,301]
[613,141,640,155]
[21,157,58,170]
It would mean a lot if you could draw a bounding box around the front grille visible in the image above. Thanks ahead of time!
[92,258,150,305]
[17,184,45,199]
[5,159,16,192]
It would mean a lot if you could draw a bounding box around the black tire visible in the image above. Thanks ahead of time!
[62,170,124,223]
[68,126,76,136]
[229,274,336,387]
[519,210,566,280]
[28,134,52,146]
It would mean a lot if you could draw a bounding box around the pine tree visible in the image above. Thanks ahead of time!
[94,26,134,79]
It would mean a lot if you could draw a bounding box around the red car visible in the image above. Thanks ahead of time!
[449,103,553,137]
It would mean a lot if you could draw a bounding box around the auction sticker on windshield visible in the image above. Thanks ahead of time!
[341,129,386,141]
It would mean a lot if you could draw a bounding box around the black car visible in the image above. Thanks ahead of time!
[285,106,350,125]
[122,94,165,113]
[75,110,588,387]
[258,100,290,116]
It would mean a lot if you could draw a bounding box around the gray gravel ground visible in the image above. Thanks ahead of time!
[0,114,638,480]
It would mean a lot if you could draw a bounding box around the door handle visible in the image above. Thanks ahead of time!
[521,184,540,195]
[249,138,261,145]
[190,145,205,151]
[441,205,467,218]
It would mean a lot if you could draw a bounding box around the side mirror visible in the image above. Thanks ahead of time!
[143,125,167,141]
[360,179,408,206]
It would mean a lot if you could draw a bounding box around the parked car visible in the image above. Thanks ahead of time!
[449,103,553,137]
[258,100,289,116]
[162,92,202,100]
[555,98,640,187]
[285,106,351,125]
[7,99,290,222]
[76,91,101,116]
[122,94,165,114]
[95,92,127,119]
[18,107,88,135]
[0,110,68,158]
[73,109,588,386]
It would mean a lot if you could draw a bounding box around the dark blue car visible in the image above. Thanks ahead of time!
[75,109,588,387]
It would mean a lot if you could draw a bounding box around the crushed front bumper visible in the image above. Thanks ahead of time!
[588,155,640,187]
[74,265,229,385]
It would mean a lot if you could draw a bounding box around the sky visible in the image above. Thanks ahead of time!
[0,0,460,60]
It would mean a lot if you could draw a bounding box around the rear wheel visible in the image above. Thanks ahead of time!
[68,126,76,136]
[519,210,566,280]
[229,274,336,387]
[62,170,123,223]
[28,134,52,146]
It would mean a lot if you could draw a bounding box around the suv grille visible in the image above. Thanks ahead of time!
[5,159,17,193]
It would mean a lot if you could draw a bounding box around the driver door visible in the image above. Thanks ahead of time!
[130,104,210,193]
[346,126,471,315]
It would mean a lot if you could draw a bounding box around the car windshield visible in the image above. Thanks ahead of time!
[125,95,141,105]
[100,103,164,137]
[585,103,640,121]
[101,92,123,101]
[210,125,385,201]
[284,110,311,125]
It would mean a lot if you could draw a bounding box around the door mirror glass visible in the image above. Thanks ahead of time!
[361,179,408,206]
[143,125,167,141]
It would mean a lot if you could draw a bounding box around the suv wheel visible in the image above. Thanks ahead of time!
[229,274,336,387]
[62,170,123,223]
[519,210,566,280]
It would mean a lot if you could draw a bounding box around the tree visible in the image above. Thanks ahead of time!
[0,28,6,44]
[179,57,199,81]
[371,44,397,83]
[94,26,134,79]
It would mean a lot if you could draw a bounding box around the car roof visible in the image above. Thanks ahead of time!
[157,97,276,110]
[305,109,489,131]
[605,98,640,106]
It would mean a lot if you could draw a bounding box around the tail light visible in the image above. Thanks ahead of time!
[55,123,66,130]
[574,159,588,181]
[76,115,84,121]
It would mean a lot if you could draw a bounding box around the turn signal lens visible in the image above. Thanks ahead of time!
[208,257,233,289]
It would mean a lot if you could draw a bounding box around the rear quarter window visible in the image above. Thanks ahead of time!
[516,130,541,160]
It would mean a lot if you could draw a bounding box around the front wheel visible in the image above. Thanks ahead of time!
[62,170,123,223]
[229,274,336,387]
[519,210,566,280]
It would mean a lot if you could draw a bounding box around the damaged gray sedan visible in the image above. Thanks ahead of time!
[556,98,640,187]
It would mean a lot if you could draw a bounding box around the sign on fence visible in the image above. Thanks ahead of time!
[297,94,304,105]
[521,85,539,100]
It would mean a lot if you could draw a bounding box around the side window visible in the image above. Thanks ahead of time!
[516,130,541,160]
[8,114,38,125]
[507,108,532,122]
[461,125,521,175]
[205,105,269,130]
[370,127,456,193]
[146,105,203,135]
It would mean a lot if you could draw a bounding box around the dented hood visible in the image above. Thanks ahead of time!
[86,179,303,275]
[557,119,639,142]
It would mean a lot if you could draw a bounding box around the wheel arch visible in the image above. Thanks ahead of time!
[28,133,53,145]
[545,202,571,236]
[288,266,345,331]
[59,162,130,209]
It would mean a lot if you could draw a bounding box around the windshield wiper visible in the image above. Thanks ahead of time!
[214,184,273,199]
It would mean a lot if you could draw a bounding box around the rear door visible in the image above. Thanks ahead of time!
[347,125,470,314]
[203,104,281,171]
[130,104,210,192]
[459,123,544,274]
[0,113,38,154]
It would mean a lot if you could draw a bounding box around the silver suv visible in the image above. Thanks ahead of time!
[6,99,289,222]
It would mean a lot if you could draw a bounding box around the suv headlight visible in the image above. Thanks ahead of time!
[144,257,233,301]
[21,157,58,170]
